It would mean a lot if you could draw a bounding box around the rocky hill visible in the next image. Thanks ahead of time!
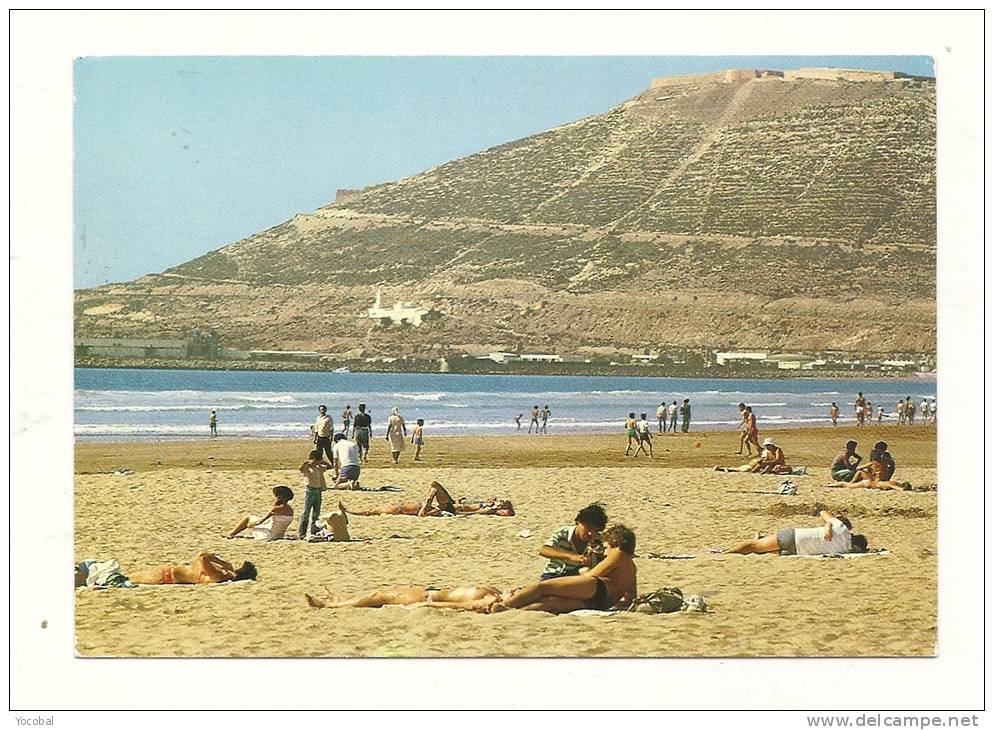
[75,68,936,360]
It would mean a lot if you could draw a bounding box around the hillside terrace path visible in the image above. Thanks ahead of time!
[607,79,757,232]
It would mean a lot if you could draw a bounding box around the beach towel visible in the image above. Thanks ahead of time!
[790,467,808,476]
[645,553,697,560]
[785,549,890,560]
[326,485,404,492]
[75,559,132,588]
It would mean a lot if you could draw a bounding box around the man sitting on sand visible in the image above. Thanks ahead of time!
[127,552,257,585]
[830,440,863,482]
[538,503,608,580]
[716,437,789,474]
[226,485,294,540]
[304,585,502,611]
[492,525,638,613]
[720,511,868,556]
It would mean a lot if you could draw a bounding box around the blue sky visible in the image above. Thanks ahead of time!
[74,55,934,289]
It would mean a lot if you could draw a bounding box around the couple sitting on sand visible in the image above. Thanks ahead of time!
[339,481,514,518]
[715,437,791,474]
[304,523,638,614]
[826,440,912,490]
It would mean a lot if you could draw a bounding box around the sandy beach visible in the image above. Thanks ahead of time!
[75,426,937,657]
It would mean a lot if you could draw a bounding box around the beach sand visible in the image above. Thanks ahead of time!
[75,426,936,657]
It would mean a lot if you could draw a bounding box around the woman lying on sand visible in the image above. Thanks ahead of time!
[226,485,294,539]
[127,552,257,585]
[826,478,913,491]
[304,585,502,611]
[491,525,638,614]
[719,511,868,555]
[339,481,514,517]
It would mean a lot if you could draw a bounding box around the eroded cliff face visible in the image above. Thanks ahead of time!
[75,71,935,357]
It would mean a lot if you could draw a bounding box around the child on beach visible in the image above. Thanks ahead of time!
[411,418,425,461]
[226,485,295,540]
[515,414,522,431]
[830,402,839,426]
[341,404,352,436]
[299,450,333,538]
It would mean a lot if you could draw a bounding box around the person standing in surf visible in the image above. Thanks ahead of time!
[353,403,372,463]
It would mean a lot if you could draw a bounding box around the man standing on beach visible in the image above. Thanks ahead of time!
[657,401,668,434]
[905,396,916,425]
[668,400,678,433]
[312,405,334,462]
[529,405,540,434]
[540,405,551,434]
[680,399,691,433]
[353,403,372,463]
[209,410,217,438]
[854,392,866,428]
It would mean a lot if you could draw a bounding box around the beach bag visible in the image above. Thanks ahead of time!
[628,587,685,614]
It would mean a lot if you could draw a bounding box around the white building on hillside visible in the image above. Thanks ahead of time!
[715,351,768,366]
[367,288,431,327]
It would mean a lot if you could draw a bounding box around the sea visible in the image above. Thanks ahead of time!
[73,368,937,442]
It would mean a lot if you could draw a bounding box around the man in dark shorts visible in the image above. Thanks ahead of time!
[352,403,372,463]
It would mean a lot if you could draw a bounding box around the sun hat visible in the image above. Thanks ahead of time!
[762,437,775,446]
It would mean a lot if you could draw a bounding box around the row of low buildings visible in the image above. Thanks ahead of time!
[712,350,928,372]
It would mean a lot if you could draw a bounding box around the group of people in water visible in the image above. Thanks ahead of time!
[833,393,936,427]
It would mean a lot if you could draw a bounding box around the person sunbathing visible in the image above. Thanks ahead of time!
[490,525,638,614]
[455,497,515,516]
[340,482,514,517]
[827,477,913,491]
[716,437,789,474]
[720,511,868,555]
[226,485,294,539]
[304,584,502,611]
[127,552,257,585]
[338,480,456,517]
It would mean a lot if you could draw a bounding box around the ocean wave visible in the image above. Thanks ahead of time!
[76,403,305,413]
[734,402,787,407]
[389,392,446,401]
[74,422,311,436]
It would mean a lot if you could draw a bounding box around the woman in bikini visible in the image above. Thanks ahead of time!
[226,485,294,539]
[304,584,502,611]
[490,525,638,614]
[126,552,257,585]
[338,480,458,518]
